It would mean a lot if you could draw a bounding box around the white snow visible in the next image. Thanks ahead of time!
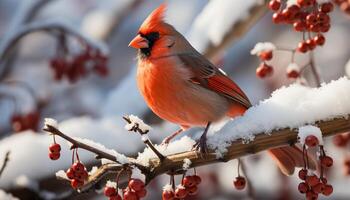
[163,184,173,192]
[124,115,151,133]
[44,118,58,129]
[286,63,300,73]
[182,158,192,170]
[136,136,195,166]
[14,175,39,190]
[55,170,68,180]
[286,0,298,7]
[188,0,261,52]
[106,180,117,188]
[131,168,146,183]
[250,42,276,55]
[72,137,130,164]
[176,184,185,190]
[317,0,331,4]
[298,125,323,146]
[89,166,98,175]
[345,59,350,78]
[141,134,149,142]
[0,190,19,200]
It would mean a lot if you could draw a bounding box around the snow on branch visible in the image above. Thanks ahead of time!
[188,0,269,58]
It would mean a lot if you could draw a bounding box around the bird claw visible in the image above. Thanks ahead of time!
[192,135,209,154]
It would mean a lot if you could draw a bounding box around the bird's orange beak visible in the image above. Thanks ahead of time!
[128,35,149,49]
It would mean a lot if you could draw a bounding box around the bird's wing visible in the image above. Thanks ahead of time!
[178,53,251,108]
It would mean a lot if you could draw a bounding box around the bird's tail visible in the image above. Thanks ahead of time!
[268,145,317,175]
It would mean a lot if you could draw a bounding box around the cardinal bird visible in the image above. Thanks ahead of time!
[129,5,315,175]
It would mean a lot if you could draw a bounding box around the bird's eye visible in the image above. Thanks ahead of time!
[144,32,160,42]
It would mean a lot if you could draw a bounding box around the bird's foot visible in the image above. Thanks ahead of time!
[192,134,209,154]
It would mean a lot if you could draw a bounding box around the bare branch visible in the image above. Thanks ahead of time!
[0,151,10,179]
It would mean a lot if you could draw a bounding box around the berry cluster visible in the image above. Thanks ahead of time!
[333,0,350,15]
[297,135,334,199]
[50,49,108,83]
[269,0,333,52]
[66,161,89,189]
[48,142,61,160]
[104,178,146,200]
[332,133,350,175]
[11,111,40,132]
[162,174,201,200]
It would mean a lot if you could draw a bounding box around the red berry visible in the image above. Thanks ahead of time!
[320,156,333,168]
[287,68,300,79]
[306,39,316,50]
[312,182,324,194]
[298,169,308,180]
[298,182,308,193]
[272,12,284,24]
[306,13,317,25]
[305,135,319,147]
[187,185,198,196]
[49,143,61,153]
[256,63,273,78]
[259,51,273,61]
[233,176,246,190]
[306,175,319,187]
[297,41,308,53]
[71,179,84,189]
[269,0,281,11]
[320,2,334,13]
[128,178,145,192]
[317,13,330,24]
[162,190,174,200]
[174,186,188,199]
[49,152,60,160]
[320,177,328,184]
[66,168,75,179]
[293,21,307,32]
[72,162,85,173]
[183,176,196,188]
[306,190,318,200]
[313,34,325,46]
[320,23,330,33]
[104,186,117,197]
[322,184,333,196]
[123,190,138,200]
[136,188,147,198]
[192,175,202,185]
[109,195,122,200]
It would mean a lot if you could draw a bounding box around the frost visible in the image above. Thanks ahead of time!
[106,180,117,188]
[124,115,152,133]
[55,170,68,180]
[286,0,298,7]
[141,134,149,142]
[131,168,146,183]
[176,184,185,190]
[250,42,276,55]
[163,184,173,192]
[89,166,98,175]
[44,118,58,129]
[183,158,192,170]
[298,125,323,146]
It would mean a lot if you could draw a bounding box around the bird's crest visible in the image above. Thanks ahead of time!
[139,4,167,34]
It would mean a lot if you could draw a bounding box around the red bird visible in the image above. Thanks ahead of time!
[129,5,313,175]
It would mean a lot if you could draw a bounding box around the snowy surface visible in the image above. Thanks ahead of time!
[298,125,323,146]
[182,158,192,170]
[131,168,146,182]
[124,114,151,133]
[44,118,58,129]
[188,0,262,52]
[0,190,19,200]
[250,42,276,55]
[106,180,117,188]
[163,184,173,192]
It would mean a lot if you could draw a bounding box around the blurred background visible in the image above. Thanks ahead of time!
[0,0,349,199]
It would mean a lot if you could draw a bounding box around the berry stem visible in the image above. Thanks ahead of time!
[309,51,321,87]
[239,159,255,199]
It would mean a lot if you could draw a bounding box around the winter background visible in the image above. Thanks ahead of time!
[0,0,350,199]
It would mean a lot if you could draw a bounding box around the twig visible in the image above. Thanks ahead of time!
[0,151,10,179]
[123,116,166,161]
[76,115,350,191]
[42,125,146,172]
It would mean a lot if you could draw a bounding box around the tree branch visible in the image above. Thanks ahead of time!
[61,115,350,192]
[0,151,10,179]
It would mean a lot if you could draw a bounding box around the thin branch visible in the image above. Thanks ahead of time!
[240,159,255,199]
[0,151,10,179]
[76,115,350,192]
[122,116,165,161]
[309,51,322,87]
